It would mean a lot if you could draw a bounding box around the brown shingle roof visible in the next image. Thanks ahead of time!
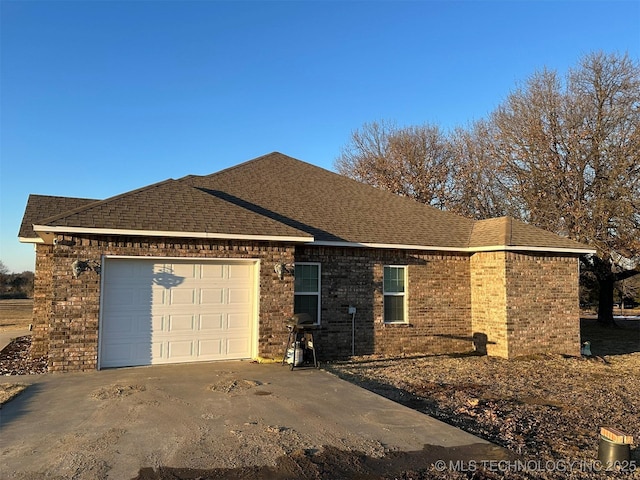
[181,153,474,247]
[19,194,98,239]
[469,217,591,251]
[21,152,595,253]
[36,175,312,240]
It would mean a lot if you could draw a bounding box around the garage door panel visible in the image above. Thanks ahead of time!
[167,315,195,332]
[228,313,250,329]
[151,286,167,305]
[104,314,153,334]
[169,288,196,305]
[228,288,251,304]
[108,262,153,283]
[201,264,224,279]
[167,340,194,359]
[198,339,224,356]
[135,342,153,359]
[151,341,164,360]
[229,264,252,279]
[101,342,152,368]
[151,314,165,332]
[227,337,251,356]
[170,263,197,278]
[200,314,224,330]
[107,288,156,311]
[101,259,255,368]
[200,288,224,305]
[102,314,134,334]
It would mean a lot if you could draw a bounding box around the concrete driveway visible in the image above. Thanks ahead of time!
[0,361,505,479]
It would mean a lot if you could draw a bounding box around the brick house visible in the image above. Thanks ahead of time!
[19,152,594,372]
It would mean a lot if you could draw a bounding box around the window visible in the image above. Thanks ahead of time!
[384,266,406,323]
[294,263,320,324]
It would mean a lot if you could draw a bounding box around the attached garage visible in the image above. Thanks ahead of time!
[99,257,258,368]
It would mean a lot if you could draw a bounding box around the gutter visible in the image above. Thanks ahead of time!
[30,225,314,244]
[309,240,597,256]
[28,225,597,255]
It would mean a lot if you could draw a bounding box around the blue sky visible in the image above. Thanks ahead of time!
[1,0,638,273]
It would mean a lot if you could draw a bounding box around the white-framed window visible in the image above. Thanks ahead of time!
[294,263,321,324]
[383,265,407,323]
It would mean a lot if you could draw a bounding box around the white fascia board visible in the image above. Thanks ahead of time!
[309,240,596,255]
[32,225,314,243]
[19,236,44,244]
[472,245,597,255]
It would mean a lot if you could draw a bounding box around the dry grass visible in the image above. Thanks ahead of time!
[0,299,33,331]
[0,383,28,406]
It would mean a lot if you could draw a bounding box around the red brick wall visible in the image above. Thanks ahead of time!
[37,235,294,372]
[505,252,580,357]
[32,234,582,371]
[296,246,473,358]
[471,251,581,358]
[471,251,509,357]
[31,244,54,358]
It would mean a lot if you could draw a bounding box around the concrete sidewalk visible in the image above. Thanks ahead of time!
[0,361,507,479]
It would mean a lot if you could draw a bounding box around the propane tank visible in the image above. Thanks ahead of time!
[293,342,304,366]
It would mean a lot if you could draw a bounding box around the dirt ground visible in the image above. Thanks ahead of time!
[0,299,33,331]
[324,317,640,479]
[1,302,639,479]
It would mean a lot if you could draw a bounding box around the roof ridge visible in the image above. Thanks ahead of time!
[201,151,287,179]
[467,218,479,248]
[35,178,177,226]
[504,216,513,245]
[27,193,98,203]
[195,152,470,226]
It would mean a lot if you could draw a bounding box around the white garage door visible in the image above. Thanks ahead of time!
[100,258,256,368]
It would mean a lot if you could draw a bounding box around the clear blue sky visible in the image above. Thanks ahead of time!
[1,0,638,273]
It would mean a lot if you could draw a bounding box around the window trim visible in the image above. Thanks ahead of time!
[383,265,407,324]
[294,262,321,325]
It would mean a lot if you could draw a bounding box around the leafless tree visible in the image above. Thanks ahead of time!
[447,121,515,219]
[335,121,456,210]
[336,53,639,325]
[488,52,640,324]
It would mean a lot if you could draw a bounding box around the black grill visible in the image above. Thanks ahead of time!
[282,313,319,369]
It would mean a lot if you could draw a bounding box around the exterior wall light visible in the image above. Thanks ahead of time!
[274,261,294,280]
[72,259,101,278]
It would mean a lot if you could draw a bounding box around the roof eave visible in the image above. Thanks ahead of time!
[309,240,596,255]
[30,225,596,255]
[471,244,597,255]
[31,225,314,244]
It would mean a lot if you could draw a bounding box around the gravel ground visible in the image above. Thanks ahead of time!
[1,320,638,479]
[0,335,47,376]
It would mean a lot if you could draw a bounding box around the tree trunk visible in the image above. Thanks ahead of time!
[597,275,616,326]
